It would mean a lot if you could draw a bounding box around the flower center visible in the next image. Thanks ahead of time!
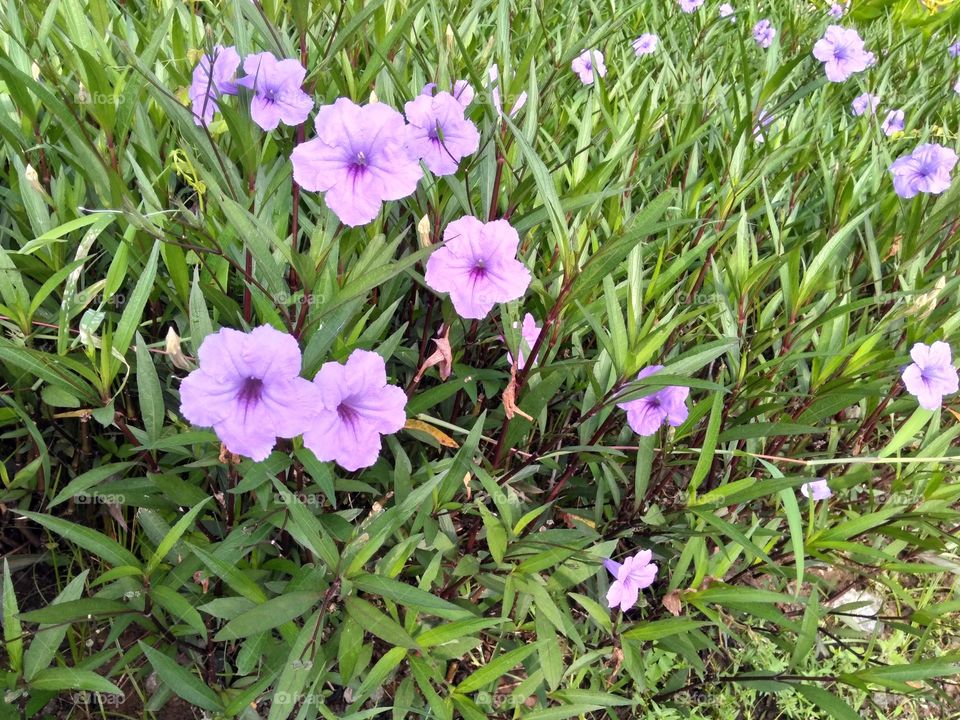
[469,260,487,281]
[337,402,359,426]
[237,377,264,411]
[355,151,367,167]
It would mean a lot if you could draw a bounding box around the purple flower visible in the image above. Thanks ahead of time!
[955,77,960,95]
[506,313,542,369]
[424,216,531,320]
[236,52,313,131]
[889,144,958,199]
[679,0,704,11]
[949,40,960,58]
[189,45,241,126]
[828,2,846,18]
[851,92,880,116]
[881,109,904,137]
[753,19,776,49]
[604,551,658,611]
[291,98,423,227]
[754,110,774,144]
[571,50,607,85]
[422,80,474,107]
[179,325,319,462]
[404,91,480,176]
[617,365,690,436]
[800,479,832,501]
[719,3,735,20]
[632,34,659,56]
[302,350,407,471]
[487,65,527,119]
[812,26,873,82]
[901,342,959,410]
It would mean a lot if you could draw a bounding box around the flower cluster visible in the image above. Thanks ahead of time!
[177,17,960,621]
[180,326,407,470]
[290,86,481,226]
[190,47,312,130]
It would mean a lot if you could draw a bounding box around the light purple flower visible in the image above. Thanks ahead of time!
[422,80,474,107]
[679,0,704,11]
[236,52,313,131]
[949,40,960,58]
[889,144,957,199]
[302,350,407,471]
[404,91,480,175]
[901,342,959,410]
[572,50,607,85]
[189,45,241,126]
[828,2,846,18]
[424,216,531,320]
[800,479,832,501]
[632,34,659,56]
[291,98,423,227]
[955,77,960,95]
[851,92,880,116]
[754,110,774,144]
[617,365,690,436]
[487,65,527,119]
[179,325,319,462]
[753,19,776,49]
[719,3,735,20]
[506,313,542,369]
[812,26,873,82]
[881,109,905,137]
[604,551,658,611]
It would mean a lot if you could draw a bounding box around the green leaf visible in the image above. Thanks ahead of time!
[18,512,140,569]
[135,334,164,443]
[352,573,474,621]
[778,487,805,590]
[49,462,137,508]
[213,592,321,641]
[28,668,123,695]
[2,559,22,674]
[344,596,419,650]
[794,684,861,720]
[23,571,89,681]
[455,642,540,694]
[146,498,211,575]
[185,543,267,604]
[112,240,160,369]
[138,641,223,712]
[622,618,706,641]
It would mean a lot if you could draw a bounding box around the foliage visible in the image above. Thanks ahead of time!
[1,0,960,719]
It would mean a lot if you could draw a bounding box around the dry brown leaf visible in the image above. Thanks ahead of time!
[503,367,533,421]
[606,646,624,687]
[662,590,682,617]
[218,444,240,465]
[414,325,453,382]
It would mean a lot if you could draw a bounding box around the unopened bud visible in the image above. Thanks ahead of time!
[417,214,432,248]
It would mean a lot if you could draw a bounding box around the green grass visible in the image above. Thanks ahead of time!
[2,0,960,718]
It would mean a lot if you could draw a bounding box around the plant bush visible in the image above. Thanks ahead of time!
[1,1,960,719]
